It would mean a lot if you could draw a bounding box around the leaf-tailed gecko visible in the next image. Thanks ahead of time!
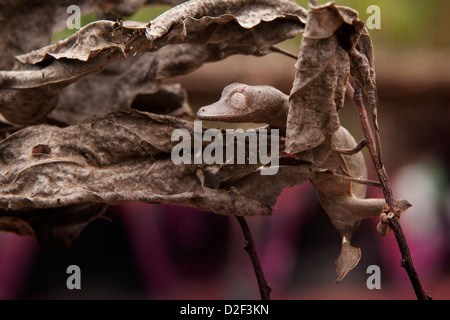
[197,83,411,282]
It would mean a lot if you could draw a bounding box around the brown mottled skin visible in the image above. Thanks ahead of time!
[197,84,289,133]
[198,83,411,282]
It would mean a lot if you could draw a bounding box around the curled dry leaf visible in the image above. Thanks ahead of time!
[146,0,306,49]
[0,0,162,70]
[0,111,205,209]
[0,110,305,248]
[50,44,207,124]
[0,20,149,124]
[285,3,368,155]
[0,0,306,125]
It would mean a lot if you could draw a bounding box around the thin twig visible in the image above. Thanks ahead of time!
[335,139,366,155]
[332,172,382,188]
[269,46,298,60]
[235,215,271,300]
[346,82,431,300]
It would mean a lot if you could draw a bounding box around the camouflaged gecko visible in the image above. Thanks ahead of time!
[197,83,411,282]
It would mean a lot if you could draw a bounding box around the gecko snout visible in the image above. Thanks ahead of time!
[197,107,208,118]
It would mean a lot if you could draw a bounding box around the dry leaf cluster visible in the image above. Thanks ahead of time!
[0,0,412,286]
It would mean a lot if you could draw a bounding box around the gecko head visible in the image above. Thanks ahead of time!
[197,83,255,122]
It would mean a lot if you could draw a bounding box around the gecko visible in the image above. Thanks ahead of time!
[197,82,411,282]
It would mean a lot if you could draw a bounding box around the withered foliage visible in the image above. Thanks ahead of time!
[0,110,292,249]
[0,0,305,124]
[0,0,181,70]
[285,3,375,155]
[0,0,406,285]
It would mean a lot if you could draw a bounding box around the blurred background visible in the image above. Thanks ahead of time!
[1,0,449,300]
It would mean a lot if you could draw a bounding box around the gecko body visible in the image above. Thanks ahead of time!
[197,83,411,282]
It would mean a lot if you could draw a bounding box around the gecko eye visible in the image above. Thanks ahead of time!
[228,91,247,109]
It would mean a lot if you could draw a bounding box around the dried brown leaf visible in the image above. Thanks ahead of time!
[285,3,366,155]
[0,0,156,69]
[50,44,205,124]
[0,110,278,213]
[146,0,306,49]
[0,0,305,125]
[0,108,313,248]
